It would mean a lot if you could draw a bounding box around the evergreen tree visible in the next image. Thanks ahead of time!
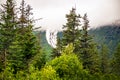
[18,0,33,28]
[100,44,110,74]
[8,0,41,73]
[111,43,120,75]
[80,14,100,74]
[62,8,81,48]
[8,26,40,73]
[52,8,81,58]
[0,0,17,71]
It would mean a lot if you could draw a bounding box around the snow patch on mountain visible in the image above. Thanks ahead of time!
[46,29,57,48]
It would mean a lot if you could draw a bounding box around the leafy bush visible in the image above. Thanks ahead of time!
[40,65,60,80]
[47,53,87,80]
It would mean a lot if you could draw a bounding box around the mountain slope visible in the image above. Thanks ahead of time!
[39,24,120,54]
[89,24,120,53]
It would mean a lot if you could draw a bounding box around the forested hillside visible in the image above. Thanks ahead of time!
[40,24,120,54]
[89,25,120,54]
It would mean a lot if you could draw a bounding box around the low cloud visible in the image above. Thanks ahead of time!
[1,0,120,30]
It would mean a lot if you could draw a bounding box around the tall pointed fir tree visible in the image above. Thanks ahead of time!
[100,44,110,74]
[8,0,41,73]
[80,14,100,74]
[62,8,81,49]
[52,8,81,58]
[0,0,17,71]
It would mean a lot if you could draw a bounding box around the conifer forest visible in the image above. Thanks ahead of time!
[0,0,120,80]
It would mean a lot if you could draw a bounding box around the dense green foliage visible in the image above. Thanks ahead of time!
[111,43,120,75]
[100,44,110,74]
[0,0,17,71]
[80,14,100,74]
[0,0,120,80]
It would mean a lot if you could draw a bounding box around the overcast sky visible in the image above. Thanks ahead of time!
[1,0,120,30]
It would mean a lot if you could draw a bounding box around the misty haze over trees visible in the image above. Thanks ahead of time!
[0,0,120,80]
